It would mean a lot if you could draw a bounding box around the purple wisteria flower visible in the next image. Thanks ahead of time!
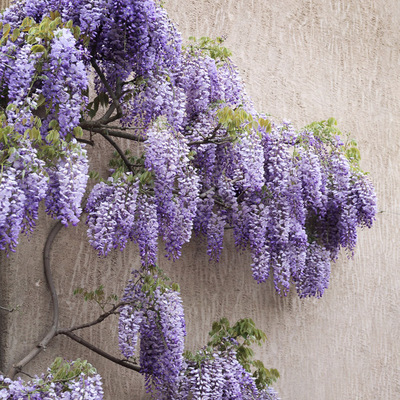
[0,365,104,399]
[118,270,186,399]
[41,28,88,139]
[0,141,48,253]
[45,141,89,226]
[177,345,278,399]
[145,123,200,259]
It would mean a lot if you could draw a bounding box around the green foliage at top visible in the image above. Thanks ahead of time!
[185,317,279,390]
[141,264,181,296]
[217,105,271,140]
[186,36,232,63]
[304,118,362,170]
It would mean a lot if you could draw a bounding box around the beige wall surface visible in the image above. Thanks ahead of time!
[1,1,400,399]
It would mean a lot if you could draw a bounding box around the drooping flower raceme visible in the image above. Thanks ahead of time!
[0,167,26,253]
[45,140,89,226]
[177,345,279,400]
[41,28,88,139]
[0,140,48,253]
[118,270,186,399]
[86,175,140,256]
[145,123,200,260]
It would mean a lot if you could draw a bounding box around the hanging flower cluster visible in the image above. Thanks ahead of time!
[176,316,280,400]
[0,358,104,399]
[0,140,47,253]
[145,123,200,259]
[118,270,186,399]
[45,140,89,226]
[118,270,280,400]
[178,347,280,400]
[86,175,141,256]
[40,27,88,139]
[0,135,88,253]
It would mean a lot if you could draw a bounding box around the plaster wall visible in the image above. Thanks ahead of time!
[1,0,400,399]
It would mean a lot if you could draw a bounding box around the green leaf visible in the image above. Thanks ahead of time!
[31,44,45,53]
[89,171,100,180]
[73,26,81,39]
[98,92,109,107]
[30,127,41,140]
[11,28,20,42]
[82,34,90,47]
[36,94,46,107]
[140,170,152,184]
[46,129,59,142]
[327,117,337,126]
[3,23,11,37]
[171,283,180,292]
[73,126,83,137]
[48,119,59,129]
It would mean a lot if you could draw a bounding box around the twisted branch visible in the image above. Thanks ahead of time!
[7,221,142,378]
[8,221,63,379]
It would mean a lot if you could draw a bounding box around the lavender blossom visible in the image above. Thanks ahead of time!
[45,141,89,226]
[118,271,186,399]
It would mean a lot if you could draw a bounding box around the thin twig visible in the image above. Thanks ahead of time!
[188,138,232,146]
[8,222,63,379]
[0,305,18,313]
[60,331,141,372]
[98,133,134,172]
[57,302,128,334]
[91,59,123,119]
[18,370,34,379]
[187,124,227,146]
[103,125,146,131]
[199,187,215,199]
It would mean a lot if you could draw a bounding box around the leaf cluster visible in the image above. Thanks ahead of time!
[216,105,271,142]
[0,114,83,182]
[140,264,180,298]
[102,148,155,189]
[185,317,279,390]
[48,357,97,382]
[73,285,118,311]
[186,36,232,63]
[0,13,86,149]
[304,118,363,171]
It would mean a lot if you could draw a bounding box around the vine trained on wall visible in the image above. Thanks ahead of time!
[0,0,376,398]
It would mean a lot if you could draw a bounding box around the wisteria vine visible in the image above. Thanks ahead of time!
[0,0,377,398]
[117,269,280,399]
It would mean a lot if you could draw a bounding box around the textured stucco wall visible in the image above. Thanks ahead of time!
[1,1,400,399]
